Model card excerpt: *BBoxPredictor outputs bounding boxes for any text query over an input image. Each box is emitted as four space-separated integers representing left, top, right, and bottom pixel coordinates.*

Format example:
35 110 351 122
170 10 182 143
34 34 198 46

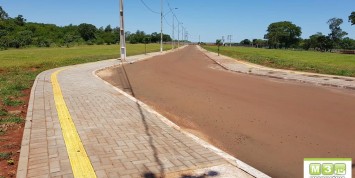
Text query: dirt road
98 45 355 177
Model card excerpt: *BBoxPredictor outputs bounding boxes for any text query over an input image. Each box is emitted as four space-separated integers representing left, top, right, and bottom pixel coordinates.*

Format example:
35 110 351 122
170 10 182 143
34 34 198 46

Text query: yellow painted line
51 68 97 178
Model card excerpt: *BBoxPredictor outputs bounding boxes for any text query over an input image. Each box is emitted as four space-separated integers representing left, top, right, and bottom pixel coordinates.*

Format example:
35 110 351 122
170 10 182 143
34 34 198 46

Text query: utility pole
226 35 232 47
227 35 229 46
229 35 232 47
172 13 174 49
119 0 126 61
182 27 184 46
160 0 163 52
186 31 188 44
199 35 200 44
177 22 180 48
222 36 225 46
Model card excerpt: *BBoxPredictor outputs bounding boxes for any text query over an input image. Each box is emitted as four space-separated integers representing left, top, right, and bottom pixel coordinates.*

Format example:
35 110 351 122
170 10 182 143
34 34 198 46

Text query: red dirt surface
0 89 29 178
99 45 355 177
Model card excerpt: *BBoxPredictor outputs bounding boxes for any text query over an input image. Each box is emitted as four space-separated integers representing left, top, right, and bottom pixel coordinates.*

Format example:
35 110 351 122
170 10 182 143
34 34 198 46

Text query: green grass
0 44 168 68
0 117 23 124
2 97 24 107
0 152 12 160
203 46 355 77
0 44 168 106
0 108 7 116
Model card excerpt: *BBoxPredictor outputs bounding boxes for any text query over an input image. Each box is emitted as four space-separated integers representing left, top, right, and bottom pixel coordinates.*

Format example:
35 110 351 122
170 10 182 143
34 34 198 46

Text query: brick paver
18 50 262 178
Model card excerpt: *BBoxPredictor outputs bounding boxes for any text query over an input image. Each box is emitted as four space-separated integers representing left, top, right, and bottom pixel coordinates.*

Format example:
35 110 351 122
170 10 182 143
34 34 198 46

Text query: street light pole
119 0 126 61
182 27 184 46
172 13 174 49
177 22 180 48
160 0 163 52
167 8 177 49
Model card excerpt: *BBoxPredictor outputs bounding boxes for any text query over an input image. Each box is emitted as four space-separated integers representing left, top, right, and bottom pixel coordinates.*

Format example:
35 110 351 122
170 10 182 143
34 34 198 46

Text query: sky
1 0 354 42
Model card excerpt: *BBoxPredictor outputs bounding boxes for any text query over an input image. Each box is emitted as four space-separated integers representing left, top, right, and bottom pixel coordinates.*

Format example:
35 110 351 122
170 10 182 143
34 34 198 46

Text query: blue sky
1 0 354 42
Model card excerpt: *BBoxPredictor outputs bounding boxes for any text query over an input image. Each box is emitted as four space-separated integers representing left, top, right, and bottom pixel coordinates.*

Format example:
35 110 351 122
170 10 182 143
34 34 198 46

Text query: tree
264 21 302 49
112 27 120 43
240 39 251 45
316 35 333 52
78 23 97 41
101 32 115 45
0 6 8 20
35 36 52 47
252 39 257 46
150 32 159 43
216 39 222 56
303 32 338 52
16 30 33 47
340 37 355 50
14 15 26 26
104 25 112 32
301 39 311 50
327 18 348 47
128 30 146 44
0 35 10 49
163 34 172 42
309 32 324 50
349 12 355 25
64 33 78 47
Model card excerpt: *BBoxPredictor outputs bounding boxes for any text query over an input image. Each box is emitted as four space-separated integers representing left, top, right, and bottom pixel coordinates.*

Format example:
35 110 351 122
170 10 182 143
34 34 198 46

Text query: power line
167 1 181 24
139 0 160 14
163 16 173 28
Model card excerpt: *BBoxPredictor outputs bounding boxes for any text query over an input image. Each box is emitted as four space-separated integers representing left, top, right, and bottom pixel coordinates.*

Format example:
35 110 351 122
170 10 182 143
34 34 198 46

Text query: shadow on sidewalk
117 63 166 177
118 61 220 178
135 101 166 177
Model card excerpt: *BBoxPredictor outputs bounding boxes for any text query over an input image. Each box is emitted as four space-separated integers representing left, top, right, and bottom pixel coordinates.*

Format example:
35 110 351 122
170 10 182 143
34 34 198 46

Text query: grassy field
0 44 168 68
203 46 355 77
0 43 168 125
0 43 171 177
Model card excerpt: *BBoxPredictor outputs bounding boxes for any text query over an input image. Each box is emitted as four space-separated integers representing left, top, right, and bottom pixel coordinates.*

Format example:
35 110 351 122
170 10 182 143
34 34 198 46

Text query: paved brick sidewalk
198 46 355 90
17 51 266 178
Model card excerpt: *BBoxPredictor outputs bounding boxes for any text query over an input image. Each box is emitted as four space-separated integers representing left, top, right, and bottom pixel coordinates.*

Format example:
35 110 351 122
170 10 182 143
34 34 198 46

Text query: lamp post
178 22 181 48
178 22 183 48
171 8 178 49
119 0 126 61
172 14 175 49
162 7 178 50
160 0 163 52
182 27 184 45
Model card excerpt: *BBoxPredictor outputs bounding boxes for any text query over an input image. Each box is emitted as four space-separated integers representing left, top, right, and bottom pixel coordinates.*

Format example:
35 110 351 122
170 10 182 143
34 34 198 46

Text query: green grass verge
202 46 355 77
0 44 169 107
0 117 23 124
2 97 24 107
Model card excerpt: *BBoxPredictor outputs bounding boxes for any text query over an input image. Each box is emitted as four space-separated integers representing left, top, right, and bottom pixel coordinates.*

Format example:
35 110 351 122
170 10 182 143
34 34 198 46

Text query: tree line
0 6 172 50
234 11 355 52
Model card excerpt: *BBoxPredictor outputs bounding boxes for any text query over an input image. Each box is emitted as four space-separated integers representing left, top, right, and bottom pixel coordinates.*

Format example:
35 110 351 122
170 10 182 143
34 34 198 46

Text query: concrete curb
16 71 41 178
93 50 270 178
